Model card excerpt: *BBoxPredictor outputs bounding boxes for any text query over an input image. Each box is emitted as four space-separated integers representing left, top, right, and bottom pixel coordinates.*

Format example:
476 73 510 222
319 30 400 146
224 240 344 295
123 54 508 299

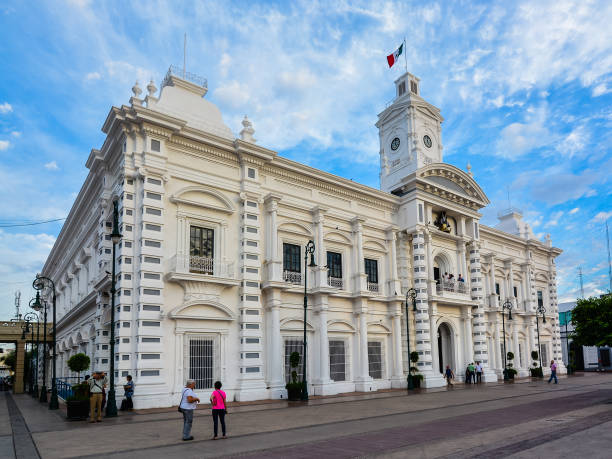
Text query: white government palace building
41 67 565 408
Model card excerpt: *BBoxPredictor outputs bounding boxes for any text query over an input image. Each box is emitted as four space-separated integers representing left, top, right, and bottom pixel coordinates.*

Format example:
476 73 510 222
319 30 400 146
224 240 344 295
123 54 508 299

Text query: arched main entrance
437 323 454 374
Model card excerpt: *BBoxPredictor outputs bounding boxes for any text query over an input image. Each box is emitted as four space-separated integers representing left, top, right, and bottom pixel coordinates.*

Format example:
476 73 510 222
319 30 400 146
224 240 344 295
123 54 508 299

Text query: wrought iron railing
162 65 208 89
367 282 379 293
436 279 468 295
328 276 344 289
167 254 235 278
56 378 74 401
283 271 302 285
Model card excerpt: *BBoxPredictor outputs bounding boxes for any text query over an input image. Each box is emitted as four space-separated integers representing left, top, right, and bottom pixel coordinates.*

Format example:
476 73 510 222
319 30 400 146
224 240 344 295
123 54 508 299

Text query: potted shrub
506 352 515 380
529 351 543 378
408 351 423 388
285 351 303 401
66 353 91 420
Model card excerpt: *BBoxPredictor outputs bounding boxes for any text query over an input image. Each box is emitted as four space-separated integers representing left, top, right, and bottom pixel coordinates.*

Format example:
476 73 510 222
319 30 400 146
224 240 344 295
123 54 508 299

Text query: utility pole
606 220 612 292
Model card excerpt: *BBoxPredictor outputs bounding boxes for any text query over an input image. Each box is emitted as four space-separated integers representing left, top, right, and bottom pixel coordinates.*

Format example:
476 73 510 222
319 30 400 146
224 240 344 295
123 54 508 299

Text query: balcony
328 276 344 289
165 254 238 288
436 279 468 295
367 282 380 293
283 270 303 285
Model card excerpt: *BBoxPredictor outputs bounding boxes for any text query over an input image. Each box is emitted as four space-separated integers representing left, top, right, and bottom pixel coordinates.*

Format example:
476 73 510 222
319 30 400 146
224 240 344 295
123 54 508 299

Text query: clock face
390 137 400 151
423 135 432 148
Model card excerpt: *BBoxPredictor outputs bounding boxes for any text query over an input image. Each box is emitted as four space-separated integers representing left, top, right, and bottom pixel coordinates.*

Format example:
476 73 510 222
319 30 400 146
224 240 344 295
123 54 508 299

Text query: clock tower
376 72 444 195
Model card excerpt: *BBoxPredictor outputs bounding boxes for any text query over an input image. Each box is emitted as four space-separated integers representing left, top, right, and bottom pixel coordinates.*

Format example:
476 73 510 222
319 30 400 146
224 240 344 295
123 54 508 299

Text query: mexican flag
387 42 403 68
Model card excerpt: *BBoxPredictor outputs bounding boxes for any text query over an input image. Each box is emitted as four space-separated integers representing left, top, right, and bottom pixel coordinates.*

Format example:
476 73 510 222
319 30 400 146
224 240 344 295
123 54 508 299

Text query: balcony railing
328 276 344 289
167 254 235 278
283 270 303 285
436 279 468 295
367 282 379 293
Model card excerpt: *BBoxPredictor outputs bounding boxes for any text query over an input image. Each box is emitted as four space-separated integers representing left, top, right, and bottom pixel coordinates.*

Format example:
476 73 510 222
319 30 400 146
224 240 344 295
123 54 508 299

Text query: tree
571 294 612 347
1 350 16 372
67 353 90 382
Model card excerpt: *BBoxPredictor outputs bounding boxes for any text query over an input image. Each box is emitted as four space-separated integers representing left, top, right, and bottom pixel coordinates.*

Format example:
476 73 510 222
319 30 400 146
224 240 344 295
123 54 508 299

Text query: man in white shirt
87 371 108 422
179 379 200 441
475 362 483 384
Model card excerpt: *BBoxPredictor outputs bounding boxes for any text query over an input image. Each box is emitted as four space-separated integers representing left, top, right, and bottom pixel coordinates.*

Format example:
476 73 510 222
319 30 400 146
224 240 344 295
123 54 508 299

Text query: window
122 355 130 360
144 240 161 248
147 177 162 185
513 286 518 298
398 81 406 96
537 291 544 307
540 343 548 365
329 340 346 382
143 289 160 296
143 305 160 311
126 209 133 216
141 354 160 359
245 353 259 359
124 241 132 248
151 139 161 152
190 226 214 264
410 80 418 94
245 367 260 373
142 321 160 327
146 208 162 216
247 168 255 179
143 273 161 280
189 337 214 389
144 256 160 264
283 243 301 273
245 338 259 344
146 192 161 200
142 337 160 343
246 201 257 207
365 259 378 284
284 339 303 383
368 341 382 379
122 338 130 343
145 224 161 232
246 227 257 233
327 252 342 279
495 283 500 296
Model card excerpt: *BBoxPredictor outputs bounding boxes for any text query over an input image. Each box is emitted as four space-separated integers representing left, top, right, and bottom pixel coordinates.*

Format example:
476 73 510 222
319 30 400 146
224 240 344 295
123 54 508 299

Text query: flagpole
403 37 407 73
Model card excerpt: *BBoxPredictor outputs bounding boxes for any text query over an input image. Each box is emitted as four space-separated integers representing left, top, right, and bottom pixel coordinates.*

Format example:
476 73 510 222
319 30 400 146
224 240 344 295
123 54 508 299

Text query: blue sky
0 0 611 318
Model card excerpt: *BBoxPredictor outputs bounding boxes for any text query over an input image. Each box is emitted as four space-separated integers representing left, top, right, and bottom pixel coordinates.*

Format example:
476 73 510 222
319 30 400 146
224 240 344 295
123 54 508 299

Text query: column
264 194 282 282
528 318 537 366
548 258 565 373
512 325 520 372
265 288 284 396
487 254 498 308
469 243 496 381
354 297 372 391
386 227 401 297
391 306 404 387
414 231 445 387
313 294 332 393
312 206 328 288
15 340 26 394
463 310 474 365
351 217 367 292
493 320 501 376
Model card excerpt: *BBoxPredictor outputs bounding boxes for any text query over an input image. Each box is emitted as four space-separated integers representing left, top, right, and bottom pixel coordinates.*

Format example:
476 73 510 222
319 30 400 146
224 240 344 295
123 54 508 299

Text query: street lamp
301 240 316 401
31 291 47 403
26 300 41 398
32 276 59 409
20 318 33 394
23 312 39 395
106 199 122 417
405 288 417 390
501 298 513 381
536 303 546 371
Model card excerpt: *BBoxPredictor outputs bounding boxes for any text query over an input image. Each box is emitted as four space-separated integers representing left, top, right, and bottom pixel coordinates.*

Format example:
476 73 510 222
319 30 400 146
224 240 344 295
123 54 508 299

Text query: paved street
3 373 612 459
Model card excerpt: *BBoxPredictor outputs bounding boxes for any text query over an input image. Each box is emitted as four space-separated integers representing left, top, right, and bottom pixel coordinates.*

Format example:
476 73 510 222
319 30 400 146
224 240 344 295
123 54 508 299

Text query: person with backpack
179 379 200 441
210 381 227 439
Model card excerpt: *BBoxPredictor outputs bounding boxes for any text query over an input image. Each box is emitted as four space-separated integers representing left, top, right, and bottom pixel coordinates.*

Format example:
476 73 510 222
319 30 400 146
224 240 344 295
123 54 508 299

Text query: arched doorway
437 323 454 374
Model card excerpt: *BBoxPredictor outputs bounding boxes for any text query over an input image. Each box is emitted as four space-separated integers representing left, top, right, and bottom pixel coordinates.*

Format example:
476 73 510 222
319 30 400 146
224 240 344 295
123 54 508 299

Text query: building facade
41 68 565 408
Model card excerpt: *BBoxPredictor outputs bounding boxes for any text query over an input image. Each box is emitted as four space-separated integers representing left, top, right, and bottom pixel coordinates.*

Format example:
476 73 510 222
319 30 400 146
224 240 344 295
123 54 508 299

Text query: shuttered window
283 243 301 273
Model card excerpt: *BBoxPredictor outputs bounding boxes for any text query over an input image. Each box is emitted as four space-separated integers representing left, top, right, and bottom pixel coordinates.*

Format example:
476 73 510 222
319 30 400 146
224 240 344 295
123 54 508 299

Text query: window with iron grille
283 243 301 273
368 341 383 379
327 252 342 279
365 259 378 284
190 226 214 258
284 339 303 383
537 291 543 307
189 337 214 389
329 340 346 382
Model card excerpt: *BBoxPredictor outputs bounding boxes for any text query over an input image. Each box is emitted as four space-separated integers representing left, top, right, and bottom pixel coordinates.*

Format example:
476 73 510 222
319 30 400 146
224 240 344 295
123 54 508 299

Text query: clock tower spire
376 72 444 195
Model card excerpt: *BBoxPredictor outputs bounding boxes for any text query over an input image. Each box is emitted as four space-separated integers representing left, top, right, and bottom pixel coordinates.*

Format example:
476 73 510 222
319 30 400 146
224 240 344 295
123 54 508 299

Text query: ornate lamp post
32 277 58 409
22 312 39 395
301 240 316 401
536 303 546 370
106 200 122 417
28 296 42 398
20 318 33 394
405 288 417 390
501 298 513 381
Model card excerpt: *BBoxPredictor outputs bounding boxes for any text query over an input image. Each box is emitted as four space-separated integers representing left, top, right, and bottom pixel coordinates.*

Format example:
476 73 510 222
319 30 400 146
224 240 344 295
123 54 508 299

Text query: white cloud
44 161 59 170
85 71 101 81
544 211 564 227
496 106 554 158
569 207 579 215
11 131 21 137
0 140 10 151
592 83 611 97
0 102 12 114
591 211 612 223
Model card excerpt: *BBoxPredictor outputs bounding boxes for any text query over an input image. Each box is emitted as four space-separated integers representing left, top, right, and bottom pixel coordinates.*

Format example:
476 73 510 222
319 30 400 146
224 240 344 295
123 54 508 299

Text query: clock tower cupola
376 72 444 195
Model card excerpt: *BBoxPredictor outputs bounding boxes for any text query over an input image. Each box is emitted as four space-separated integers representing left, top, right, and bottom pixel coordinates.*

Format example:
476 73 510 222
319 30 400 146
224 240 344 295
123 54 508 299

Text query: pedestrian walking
210 381 227 439
179 379 200 441
87 370 108 423
548 360 558 384
475 361 483 383
445 365 454 386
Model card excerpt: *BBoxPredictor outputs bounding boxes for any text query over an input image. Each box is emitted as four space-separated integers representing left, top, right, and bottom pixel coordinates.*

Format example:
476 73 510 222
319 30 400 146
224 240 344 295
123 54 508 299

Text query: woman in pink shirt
210 381 227 439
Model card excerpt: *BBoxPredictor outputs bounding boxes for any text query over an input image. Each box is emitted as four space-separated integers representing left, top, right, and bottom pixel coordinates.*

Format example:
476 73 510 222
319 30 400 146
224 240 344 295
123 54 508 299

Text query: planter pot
408 375 422 389
286 387 302 401
66 400 90 420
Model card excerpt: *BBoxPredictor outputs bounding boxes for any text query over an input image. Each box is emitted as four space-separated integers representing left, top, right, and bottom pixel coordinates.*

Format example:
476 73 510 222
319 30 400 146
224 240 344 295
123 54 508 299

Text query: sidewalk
5 372 611 459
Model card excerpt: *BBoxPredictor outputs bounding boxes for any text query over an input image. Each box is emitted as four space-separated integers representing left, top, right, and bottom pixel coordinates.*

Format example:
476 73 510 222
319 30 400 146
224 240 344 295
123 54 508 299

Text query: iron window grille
329 340 346 382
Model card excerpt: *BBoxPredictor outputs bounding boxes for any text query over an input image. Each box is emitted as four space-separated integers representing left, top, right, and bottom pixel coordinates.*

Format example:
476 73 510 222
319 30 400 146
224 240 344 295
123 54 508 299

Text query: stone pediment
417 164 489 209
